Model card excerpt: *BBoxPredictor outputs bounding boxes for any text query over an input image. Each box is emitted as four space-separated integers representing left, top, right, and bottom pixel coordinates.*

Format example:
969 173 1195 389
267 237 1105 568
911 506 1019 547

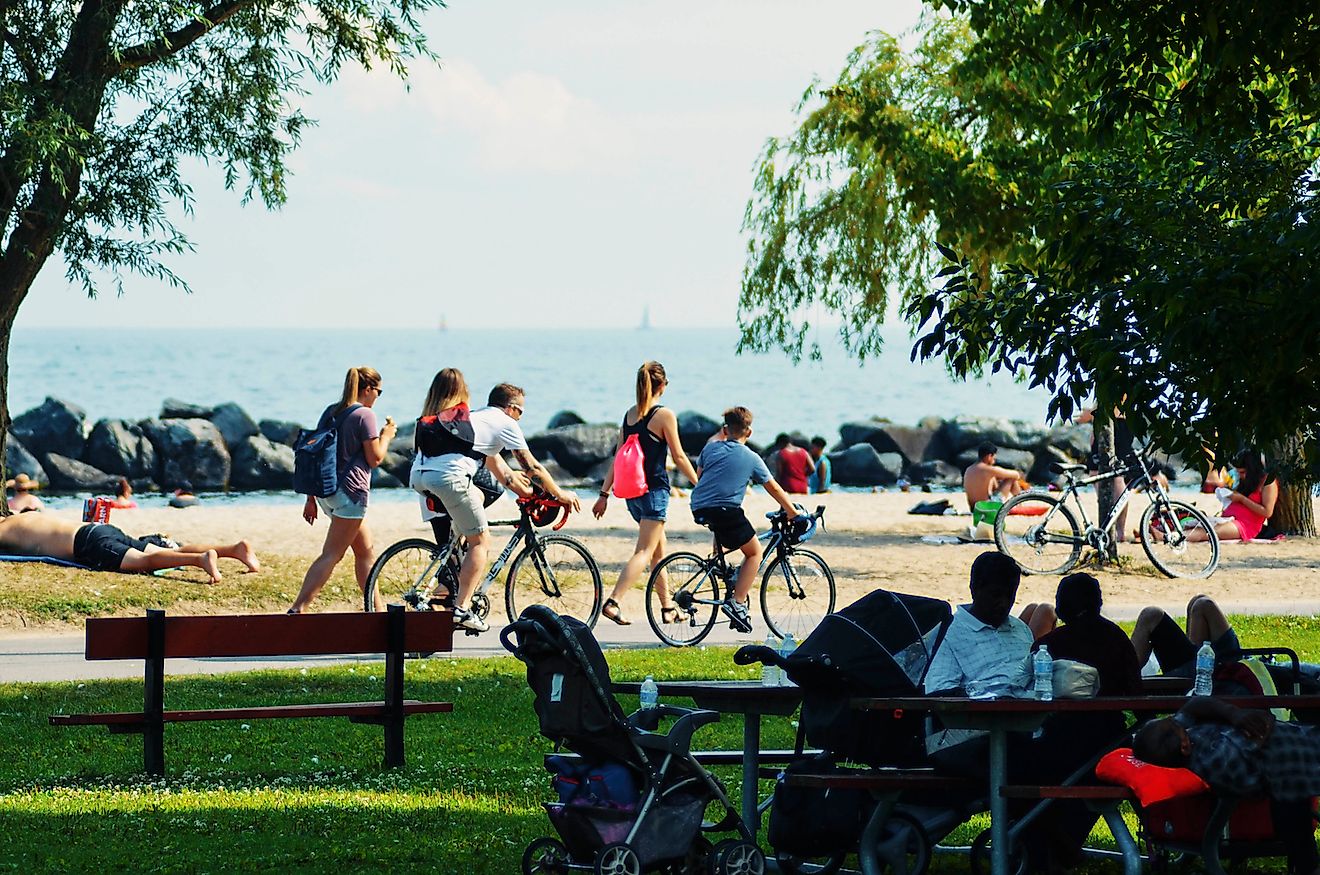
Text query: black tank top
621 405 670 492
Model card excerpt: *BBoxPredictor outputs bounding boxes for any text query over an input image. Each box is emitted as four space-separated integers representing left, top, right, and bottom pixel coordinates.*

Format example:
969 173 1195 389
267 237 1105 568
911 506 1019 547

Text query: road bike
644 506 834 647
993 454 1219 579
364 491 603 631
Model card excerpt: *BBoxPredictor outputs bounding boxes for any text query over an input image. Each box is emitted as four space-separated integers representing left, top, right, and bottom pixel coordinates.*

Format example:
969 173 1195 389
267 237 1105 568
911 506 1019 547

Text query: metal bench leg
1097 801 1142 875
1201 797 1238 875
144 609 166 776
383 605 405 768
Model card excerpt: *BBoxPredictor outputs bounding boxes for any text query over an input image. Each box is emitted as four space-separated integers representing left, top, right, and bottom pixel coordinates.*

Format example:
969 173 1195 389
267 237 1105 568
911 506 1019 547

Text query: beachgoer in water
289 366 397 613
807 436 832 494
770 433 813 495
111 477 137 509
5 473 44 513
169 480 198 508
591 362 700 626
0 512 259 583
962 441 1024 511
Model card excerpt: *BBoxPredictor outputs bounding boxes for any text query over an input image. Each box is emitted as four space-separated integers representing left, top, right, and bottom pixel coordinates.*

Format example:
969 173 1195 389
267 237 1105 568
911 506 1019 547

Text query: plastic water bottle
1193 642 1215 696
639 675 659 710
1033 646 1054 701
762 633 780 686
778 633 798 686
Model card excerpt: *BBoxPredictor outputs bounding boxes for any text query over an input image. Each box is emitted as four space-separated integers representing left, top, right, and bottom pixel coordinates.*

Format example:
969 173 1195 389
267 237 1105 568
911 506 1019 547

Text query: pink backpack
612 433 648 499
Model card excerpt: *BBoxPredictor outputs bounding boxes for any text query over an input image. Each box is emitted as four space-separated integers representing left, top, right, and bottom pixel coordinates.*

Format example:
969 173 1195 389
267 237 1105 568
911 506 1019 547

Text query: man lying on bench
0 512 259 584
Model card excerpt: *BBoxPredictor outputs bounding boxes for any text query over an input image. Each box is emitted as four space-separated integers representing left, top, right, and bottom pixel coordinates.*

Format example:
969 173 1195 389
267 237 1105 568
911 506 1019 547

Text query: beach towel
0 555 180 576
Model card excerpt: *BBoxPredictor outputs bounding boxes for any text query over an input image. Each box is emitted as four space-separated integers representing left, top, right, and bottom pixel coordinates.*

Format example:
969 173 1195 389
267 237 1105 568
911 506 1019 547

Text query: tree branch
1 26 39 84
110 0 256 74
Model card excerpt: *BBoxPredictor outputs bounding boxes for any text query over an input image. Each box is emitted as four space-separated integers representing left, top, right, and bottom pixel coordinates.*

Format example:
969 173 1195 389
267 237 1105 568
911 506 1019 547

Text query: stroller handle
733 643 784 668
499 618 548 656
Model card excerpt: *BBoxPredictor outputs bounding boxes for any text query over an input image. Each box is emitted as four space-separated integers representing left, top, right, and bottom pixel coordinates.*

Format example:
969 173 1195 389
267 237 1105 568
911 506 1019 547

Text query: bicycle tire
760 548 836 641
645 551 721 647
1139 500 1220 579
993 493 1082 575
364 537 447 612
505 534 603 627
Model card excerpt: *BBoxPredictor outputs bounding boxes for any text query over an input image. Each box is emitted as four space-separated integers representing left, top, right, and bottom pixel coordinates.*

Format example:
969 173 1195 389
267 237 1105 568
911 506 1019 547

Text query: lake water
10 326 1055 441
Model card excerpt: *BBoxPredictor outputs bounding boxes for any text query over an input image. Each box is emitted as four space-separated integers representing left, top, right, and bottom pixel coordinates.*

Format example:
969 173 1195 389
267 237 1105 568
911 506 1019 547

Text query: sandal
601 598 632 626
661 605 685 624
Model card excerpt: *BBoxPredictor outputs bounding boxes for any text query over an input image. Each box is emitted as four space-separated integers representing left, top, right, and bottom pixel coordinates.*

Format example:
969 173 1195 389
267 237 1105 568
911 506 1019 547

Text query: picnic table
849 693 1320 875
612 679 803 832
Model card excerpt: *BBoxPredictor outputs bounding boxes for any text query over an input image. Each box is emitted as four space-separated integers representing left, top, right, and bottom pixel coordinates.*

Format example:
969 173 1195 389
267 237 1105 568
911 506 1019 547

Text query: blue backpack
293 404 361 498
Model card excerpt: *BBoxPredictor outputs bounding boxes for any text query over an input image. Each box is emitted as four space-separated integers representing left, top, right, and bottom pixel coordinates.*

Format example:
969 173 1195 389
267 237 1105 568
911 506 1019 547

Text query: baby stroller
736 589 974 875
502 605 763 875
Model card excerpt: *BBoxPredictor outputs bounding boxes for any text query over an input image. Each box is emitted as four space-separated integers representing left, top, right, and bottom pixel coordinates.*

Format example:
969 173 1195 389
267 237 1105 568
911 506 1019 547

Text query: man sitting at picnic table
923 551 1034 775
1135 697 1320 875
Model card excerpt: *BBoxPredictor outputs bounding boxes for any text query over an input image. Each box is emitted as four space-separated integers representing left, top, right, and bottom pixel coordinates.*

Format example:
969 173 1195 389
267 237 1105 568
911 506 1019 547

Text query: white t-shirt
411 406 529 477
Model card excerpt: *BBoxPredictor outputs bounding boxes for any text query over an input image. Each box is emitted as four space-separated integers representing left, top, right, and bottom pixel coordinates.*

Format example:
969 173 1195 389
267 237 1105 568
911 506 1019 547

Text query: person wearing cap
5 473 44 513
962 440 1025 511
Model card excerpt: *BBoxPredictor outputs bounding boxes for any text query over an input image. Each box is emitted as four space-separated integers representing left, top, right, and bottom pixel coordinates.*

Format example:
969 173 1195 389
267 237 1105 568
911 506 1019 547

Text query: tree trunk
1270 433 1316 537
1094 420 1119 561
0 312 8 518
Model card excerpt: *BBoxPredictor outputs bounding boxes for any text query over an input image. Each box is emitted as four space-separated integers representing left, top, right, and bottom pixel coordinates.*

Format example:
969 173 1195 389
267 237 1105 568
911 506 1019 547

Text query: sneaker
453 606 489 633
720 598 753 633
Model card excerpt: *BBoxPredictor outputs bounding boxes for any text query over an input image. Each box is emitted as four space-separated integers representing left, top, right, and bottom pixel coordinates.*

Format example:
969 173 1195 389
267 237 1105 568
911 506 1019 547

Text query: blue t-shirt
690 440 772 510
808 455 832 493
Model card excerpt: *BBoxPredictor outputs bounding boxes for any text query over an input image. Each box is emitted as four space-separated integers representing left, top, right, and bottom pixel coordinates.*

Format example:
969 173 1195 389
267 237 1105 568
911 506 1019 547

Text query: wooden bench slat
50 700 453 726
786 771 978 792
85 612 454 660
1000 784 1134 800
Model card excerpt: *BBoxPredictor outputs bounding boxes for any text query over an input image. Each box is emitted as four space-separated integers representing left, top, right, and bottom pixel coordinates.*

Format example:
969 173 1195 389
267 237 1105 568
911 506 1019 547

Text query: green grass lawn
1 619 1316 873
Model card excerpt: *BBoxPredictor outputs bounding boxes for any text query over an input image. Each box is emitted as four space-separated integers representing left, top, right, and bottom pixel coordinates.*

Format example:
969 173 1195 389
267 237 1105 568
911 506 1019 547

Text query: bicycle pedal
462 628 481 638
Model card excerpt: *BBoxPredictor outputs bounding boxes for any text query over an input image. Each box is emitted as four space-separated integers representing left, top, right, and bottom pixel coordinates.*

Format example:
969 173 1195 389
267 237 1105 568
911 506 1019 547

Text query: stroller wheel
522 837 569 875
774 851 845 875
708 839 766 875
594 842 641 875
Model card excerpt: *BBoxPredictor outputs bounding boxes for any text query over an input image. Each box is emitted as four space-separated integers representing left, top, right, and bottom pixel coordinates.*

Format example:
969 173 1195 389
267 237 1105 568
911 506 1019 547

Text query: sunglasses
508 402 524 415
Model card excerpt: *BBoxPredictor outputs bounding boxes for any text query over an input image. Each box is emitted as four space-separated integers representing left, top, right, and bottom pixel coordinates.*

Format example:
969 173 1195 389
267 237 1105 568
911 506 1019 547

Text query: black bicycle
364 492 603 630
644 506 834 647
994 454 1219 579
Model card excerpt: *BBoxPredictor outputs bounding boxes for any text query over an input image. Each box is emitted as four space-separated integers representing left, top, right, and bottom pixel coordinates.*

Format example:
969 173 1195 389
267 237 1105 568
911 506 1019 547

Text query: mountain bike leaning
644 505 834 647
364 490 603 633
993 453 1219 579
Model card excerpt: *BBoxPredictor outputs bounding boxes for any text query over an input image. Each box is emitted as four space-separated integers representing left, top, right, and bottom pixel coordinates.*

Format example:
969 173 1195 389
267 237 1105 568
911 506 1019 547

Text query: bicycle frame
1047 455 1169 539
401 511 561 609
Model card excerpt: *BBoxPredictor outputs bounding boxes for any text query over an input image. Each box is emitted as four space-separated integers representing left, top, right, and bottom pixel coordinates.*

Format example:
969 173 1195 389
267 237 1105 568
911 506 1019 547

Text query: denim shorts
626 487 669 523
316 489 368 520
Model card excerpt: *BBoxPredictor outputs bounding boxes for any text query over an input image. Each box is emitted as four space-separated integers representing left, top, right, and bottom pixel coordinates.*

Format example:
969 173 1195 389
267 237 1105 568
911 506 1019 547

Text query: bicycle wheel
364 538 446 612
505 534 603 626
645 552 721 647
993 493 1083 575
1140 500 1220 579
760 549 836 641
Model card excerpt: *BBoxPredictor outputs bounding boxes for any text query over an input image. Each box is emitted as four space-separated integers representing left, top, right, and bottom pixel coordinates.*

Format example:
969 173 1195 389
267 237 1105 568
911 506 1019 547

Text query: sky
15 0 925 330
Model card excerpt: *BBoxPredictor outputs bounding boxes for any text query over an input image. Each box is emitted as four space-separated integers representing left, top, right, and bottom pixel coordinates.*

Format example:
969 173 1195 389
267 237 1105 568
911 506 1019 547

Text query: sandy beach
4 488 1317 635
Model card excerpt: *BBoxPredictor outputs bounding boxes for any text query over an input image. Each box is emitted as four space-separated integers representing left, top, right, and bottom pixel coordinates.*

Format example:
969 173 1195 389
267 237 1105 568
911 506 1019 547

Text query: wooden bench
49 605 453 775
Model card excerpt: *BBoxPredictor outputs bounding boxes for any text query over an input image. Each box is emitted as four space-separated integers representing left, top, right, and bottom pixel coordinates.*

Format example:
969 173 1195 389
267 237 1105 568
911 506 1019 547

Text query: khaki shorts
411 467 486 537
316 489 368 520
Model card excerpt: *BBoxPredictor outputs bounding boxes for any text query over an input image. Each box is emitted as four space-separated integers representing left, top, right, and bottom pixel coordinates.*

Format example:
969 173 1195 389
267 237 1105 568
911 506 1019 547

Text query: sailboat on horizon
638 306 652 330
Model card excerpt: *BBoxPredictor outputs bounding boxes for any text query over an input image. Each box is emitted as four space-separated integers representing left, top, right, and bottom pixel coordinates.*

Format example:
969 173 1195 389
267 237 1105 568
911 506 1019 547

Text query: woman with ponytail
290 366 397 613
592 362 699 624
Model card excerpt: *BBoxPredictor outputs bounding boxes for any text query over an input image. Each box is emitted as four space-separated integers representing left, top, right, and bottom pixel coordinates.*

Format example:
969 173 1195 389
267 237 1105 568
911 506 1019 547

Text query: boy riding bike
690 406 800 633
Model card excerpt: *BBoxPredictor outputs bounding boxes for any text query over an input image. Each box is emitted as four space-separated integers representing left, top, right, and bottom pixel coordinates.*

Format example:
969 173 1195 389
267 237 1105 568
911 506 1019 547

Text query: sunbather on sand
962 441 1024 511
0 513 259 584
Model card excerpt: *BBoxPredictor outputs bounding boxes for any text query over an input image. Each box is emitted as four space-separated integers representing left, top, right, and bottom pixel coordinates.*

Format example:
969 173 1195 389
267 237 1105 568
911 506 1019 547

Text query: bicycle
993 454 1220 579
364 491 604 632
644 505 834 647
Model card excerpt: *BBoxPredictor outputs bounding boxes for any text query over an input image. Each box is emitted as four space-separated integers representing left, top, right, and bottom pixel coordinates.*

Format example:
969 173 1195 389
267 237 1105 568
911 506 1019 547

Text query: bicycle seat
1050 462 1087 474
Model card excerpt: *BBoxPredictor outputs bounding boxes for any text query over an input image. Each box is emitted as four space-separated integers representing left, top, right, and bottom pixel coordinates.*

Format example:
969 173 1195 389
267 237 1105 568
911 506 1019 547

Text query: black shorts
1149 612 1241 676
692 506 755 552
73 524 150 571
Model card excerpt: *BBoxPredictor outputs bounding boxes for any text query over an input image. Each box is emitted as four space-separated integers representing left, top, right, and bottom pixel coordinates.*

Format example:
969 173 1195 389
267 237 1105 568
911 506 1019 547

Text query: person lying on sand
0 513 259 584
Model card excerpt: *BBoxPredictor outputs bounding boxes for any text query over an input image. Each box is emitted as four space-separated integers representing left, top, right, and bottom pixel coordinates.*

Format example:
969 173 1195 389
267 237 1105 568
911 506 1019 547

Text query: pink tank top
1224 488 1266 540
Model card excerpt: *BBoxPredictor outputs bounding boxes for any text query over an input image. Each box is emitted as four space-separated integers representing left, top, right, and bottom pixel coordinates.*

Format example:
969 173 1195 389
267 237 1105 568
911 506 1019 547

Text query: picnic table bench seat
49 606 453 775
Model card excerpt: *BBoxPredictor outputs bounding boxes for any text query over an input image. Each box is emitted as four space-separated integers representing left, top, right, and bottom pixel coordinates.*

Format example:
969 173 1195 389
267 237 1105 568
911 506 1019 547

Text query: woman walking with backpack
290 366 397 613
592 361 700 625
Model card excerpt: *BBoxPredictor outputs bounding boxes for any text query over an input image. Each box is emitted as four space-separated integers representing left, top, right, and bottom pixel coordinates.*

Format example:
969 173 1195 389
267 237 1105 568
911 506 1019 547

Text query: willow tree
0 1 442 508
740 1 1320 535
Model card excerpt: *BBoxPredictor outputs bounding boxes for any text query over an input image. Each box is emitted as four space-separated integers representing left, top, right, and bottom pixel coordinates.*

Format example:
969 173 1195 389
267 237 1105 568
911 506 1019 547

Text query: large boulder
209 402 259 448
677 410 720 456
525 424 618 477
1044 424 1092 462
160 398 211 419
843 424 939 464
380 450 414 487
83 419 157 481
954 446 1035 474
371 467 403 489
230 435 295 490
1027 445 1075 486
141 418 231 490
260 419 305 447
43 453 121 492
11 397 87 462
934 416 1047 459
829 444 904 487
838 420 890 448
906 459 962 489
4 438 48 488
546 410 586 429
